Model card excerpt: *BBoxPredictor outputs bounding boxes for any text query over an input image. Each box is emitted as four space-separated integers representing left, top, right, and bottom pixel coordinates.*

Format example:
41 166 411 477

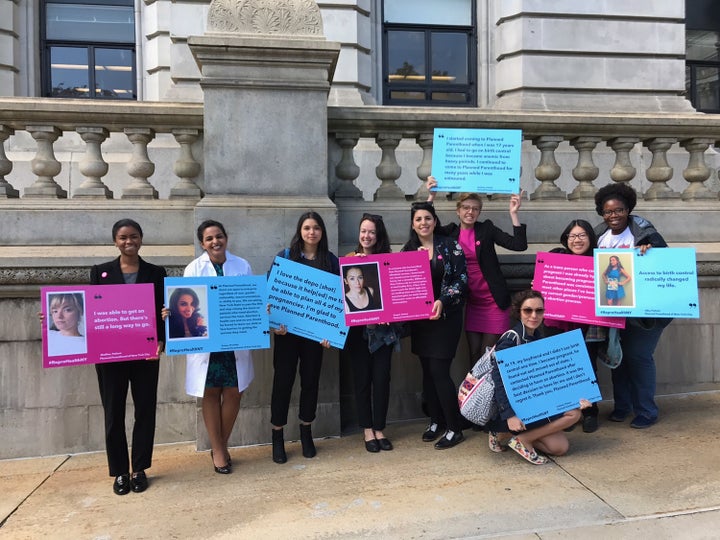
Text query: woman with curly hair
594 182 671 429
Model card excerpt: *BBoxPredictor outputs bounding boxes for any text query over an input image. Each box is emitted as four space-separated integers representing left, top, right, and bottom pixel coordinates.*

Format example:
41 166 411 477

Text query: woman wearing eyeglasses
402 202 468 449
488 290 591 465
344 213 401 452
426 177 527 364
545 219 602 433
594 183 671 430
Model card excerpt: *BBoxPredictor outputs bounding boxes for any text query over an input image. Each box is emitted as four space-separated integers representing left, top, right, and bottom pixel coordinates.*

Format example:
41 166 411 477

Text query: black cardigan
437 220 527 310
90 256 167 344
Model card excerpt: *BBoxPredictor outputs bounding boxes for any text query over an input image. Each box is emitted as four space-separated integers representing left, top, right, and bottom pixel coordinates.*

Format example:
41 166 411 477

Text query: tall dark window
41 0 136 99
686 0 720 113
382 0 476 106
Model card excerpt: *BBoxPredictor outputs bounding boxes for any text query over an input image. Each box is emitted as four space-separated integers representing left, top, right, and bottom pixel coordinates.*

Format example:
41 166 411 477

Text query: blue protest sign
594 247 699 318
494 329 602 424
267 257 349 349
164 275 269 355
431 128 522 194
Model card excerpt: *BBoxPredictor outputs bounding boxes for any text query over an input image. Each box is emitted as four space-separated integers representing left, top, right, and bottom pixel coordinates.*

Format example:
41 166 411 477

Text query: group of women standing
81 178 671 494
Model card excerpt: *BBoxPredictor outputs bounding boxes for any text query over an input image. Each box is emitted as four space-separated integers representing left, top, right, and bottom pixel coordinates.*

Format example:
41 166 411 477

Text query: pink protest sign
533 252 624 329
340 251 434 326
41 284 158 368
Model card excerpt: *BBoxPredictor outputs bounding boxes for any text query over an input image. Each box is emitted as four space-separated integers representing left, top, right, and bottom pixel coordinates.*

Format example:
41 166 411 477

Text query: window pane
387 31 425 83
431 32 468 84
695 66 720 110
390 90 426 100
47 4 135 43
432 92 469 103
95 48 134 99
49 46 90 98
687 30 720 61
384 0 471 26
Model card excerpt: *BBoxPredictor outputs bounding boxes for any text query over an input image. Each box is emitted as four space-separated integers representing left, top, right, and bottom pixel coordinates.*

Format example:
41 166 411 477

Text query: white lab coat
183 251 255 397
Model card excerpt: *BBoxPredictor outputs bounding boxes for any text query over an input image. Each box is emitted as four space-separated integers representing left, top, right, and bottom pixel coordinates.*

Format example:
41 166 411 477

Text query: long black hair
404 202 441 251
289 211 333 271
559 219 597 256
168 287 205 338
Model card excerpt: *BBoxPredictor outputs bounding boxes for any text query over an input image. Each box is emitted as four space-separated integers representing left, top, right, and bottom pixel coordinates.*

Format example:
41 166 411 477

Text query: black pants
347 327 392 431
419 356 462 433
271 333 324 426
583 340 600 418
95 359 160 477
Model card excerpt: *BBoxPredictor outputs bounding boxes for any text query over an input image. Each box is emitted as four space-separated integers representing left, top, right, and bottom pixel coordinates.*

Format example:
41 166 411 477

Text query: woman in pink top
427 177 527 364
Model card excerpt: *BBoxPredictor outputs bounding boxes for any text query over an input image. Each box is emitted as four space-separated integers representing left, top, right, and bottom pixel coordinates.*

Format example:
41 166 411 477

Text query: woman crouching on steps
487 290 591 465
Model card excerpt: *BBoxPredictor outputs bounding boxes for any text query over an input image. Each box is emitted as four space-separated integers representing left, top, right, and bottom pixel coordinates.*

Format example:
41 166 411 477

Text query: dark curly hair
594 183 637 216
509 289 544 320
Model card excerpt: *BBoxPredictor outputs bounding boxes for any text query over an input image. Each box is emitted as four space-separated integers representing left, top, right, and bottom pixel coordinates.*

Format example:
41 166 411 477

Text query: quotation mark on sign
537 258 544 264
508 178 517 183
689 302 698 308
438 134 445 139
383 261 391 266
263 330 270 335
339 330 346 336
272 262 280 267
94 294 103 299
425 300 433 305
210 285 218 290
146 337 155 342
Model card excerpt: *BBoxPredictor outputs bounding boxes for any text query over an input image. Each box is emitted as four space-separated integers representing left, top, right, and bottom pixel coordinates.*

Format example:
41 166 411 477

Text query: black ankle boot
272 428 287 464
299 424 316 458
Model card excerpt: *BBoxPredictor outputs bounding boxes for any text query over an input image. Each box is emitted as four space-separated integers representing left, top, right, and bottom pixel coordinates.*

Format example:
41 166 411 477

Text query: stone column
188 0 341 448
493 2 693 113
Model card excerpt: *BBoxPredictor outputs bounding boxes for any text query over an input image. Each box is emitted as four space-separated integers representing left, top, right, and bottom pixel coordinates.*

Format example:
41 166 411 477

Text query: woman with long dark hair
402 202 468 449
167 287 207 338
270 211 339 463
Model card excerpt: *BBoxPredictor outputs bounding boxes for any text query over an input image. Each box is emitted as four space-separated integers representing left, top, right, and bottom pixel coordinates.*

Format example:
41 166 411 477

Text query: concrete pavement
2 392 720 539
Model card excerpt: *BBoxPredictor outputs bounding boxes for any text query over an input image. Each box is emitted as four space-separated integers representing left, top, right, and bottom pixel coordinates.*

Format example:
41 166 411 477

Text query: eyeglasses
521 308 545 315
602 207 627 217
567 232 588 241
459 204 481 213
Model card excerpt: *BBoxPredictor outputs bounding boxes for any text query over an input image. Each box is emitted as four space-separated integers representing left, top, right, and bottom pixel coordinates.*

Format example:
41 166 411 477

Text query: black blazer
90 256 167 343
437 220 527 311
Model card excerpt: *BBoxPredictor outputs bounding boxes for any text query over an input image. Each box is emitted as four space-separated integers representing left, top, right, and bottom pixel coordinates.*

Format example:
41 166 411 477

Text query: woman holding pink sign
426 176 527 364
91 218 166 496
402 202 468 449
344 213 401 453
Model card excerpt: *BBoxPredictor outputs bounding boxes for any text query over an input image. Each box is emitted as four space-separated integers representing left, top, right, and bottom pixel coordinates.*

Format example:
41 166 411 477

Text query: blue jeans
612 318 672 420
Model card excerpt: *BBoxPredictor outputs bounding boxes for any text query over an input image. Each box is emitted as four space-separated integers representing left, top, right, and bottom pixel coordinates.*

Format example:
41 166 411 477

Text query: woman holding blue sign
488 290 591 465
402 202 468 449
345 213 401 453
90 219 166 495
426 176 527 364
270 211 339 464
594 183 671 430
178 220 254 474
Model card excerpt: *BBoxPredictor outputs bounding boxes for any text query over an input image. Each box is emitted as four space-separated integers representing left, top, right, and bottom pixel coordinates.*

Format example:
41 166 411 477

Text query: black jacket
437 220 527 310
90 256 167 343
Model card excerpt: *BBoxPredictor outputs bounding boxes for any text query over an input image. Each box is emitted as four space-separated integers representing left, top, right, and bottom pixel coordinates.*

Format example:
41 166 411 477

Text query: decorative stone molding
207 0 324 37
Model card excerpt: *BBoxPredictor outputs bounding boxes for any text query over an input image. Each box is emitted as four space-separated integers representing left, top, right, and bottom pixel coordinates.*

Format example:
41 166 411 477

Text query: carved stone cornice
207 0 324 37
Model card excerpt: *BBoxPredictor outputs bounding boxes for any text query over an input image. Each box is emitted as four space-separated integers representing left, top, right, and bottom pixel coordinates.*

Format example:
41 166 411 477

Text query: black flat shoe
422 422 444 442
113 473 131 495
130 471 148 493
365 439 381 453
377 438 393 451
434 430 464 450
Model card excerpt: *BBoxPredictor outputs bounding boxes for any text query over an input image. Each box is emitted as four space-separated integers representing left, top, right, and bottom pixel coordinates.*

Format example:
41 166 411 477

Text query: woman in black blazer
90 219 166 496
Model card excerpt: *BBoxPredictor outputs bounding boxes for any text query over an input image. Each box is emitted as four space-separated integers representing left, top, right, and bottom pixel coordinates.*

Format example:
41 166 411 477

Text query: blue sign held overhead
431 128 522 194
